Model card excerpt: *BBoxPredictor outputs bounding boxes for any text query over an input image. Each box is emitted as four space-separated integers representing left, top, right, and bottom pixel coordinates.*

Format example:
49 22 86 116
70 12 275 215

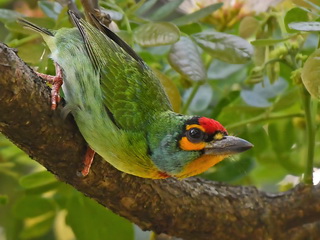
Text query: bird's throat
175 154 227 179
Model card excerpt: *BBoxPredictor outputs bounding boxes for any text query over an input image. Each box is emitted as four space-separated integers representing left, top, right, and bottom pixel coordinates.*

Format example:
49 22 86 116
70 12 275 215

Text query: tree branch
1 42 320 240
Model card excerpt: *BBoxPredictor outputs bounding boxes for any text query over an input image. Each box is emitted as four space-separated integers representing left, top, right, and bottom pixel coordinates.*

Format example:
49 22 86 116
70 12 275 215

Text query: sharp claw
35 63 63 110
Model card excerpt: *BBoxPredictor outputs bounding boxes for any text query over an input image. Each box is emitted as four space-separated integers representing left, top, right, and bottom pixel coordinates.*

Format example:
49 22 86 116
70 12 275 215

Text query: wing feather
69 11 172 131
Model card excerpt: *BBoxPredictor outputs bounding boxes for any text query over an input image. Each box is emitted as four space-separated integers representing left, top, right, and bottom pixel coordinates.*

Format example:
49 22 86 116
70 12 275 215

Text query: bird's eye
186 128 205 143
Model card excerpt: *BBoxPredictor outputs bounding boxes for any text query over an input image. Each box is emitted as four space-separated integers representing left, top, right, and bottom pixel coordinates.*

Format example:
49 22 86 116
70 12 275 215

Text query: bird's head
148 112 253 179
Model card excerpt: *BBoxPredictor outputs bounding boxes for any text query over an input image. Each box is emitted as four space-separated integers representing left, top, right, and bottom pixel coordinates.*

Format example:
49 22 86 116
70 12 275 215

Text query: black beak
204 136 253 156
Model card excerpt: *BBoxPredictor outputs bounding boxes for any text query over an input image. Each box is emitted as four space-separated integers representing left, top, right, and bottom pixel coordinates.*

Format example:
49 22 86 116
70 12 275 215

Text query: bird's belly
71 109 166 179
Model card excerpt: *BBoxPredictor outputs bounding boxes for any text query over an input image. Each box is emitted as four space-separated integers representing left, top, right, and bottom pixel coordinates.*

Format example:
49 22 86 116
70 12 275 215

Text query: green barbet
18 11 253 179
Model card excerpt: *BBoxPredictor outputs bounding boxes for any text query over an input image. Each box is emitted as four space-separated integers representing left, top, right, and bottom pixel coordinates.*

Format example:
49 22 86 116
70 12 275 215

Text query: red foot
79 147 95 177
36 63 63 110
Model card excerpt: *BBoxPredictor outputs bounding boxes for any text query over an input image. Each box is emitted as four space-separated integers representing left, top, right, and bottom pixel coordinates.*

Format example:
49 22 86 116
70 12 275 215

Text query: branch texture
1 43 320 240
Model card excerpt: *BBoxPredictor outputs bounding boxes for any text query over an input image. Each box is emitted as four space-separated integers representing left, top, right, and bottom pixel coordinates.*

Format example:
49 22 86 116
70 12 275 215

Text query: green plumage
18 11 252 179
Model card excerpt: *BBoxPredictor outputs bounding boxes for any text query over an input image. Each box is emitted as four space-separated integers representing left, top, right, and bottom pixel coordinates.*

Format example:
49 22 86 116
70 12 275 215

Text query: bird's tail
17 18 54 36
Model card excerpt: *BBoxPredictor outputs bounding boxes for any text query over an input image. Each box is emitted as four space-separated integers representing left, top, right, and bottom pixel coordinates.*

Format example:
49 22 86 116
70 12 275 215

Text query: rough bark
1 43 320 240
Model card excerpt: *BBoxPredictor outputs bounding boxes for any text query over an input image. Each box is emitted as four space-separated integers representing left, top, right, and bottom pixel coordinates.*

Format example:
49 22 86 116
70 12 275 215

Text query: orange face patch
179 136 206 151
179 124 206 151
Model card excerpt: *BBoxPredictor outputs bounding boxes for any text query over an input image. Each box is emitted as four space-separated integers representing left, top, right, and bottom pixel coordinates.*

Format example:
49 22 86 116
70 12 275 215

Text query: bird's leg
36 63 63 110
37 64 95 177
79 147 95 177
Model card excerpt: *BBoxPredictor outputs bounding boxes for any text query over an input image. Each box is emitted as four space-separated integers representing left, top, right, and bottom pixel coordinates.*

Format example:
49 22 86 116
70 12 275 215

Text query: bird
18 11 253 179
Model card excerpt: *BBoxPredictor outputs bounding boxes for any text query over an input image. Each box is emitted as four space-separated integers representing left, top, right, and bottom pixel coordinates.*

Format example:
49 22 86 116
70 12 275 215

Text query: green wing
69 11 172 131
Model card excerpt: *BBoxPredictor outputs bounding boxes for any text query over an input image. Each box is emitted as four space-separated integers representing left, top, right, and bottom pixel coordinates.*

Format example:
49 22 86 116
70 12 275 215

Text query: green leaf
172 3 223 26
251 36 292 46
66 193 133 240
19 214 54 239
0 194 8 205
133 22 180 47
301 48 320 98
268 120 295 153
0 9 23 23
185 84 213 112
211 91 240 118
9 17 55 35
247 126 270 158
288 21 320 32
266 61 280 84
14 41 45 64
19 171 57 189
135 0 157 16
241 77 288 107
284 7 309 33
203 156 254 182
293 0 320 10
38 1 63 20
193 31 254 64
239 16 260 39
273 87 300 111
153 69 181 113
13 196 55 219
149 0 184 21
241 90 271 108
168 36 206 82
179 22 202 35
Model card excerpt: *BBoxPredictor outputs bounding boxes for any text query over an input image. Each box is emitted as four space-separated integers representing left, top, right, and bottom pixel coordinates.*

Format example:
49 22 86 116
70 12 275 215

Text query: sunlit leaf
66 193 134 240
289 21 320 32
13 196 55 219
251 37 292 46
134 22 180 47
149 0 184 21
172 3 223 26
284 7 309 33
154 69 181 112
19 171 57 189
239 16 260 39
301 48 320 98
16 42 46 64
168 36 206 82
19 214 54 239
193 31 254 64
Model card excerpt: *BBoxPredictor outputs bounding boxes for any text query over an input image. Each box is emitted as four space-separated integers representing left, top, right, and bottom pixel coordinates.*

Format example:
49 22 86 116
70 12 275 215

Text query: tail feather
17 18 54 36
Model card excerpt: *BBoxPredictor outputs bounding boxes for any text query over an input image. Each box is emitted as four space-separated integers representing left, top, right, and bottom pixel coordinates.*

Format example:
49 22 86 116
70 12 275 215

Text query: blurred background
0 0 320 239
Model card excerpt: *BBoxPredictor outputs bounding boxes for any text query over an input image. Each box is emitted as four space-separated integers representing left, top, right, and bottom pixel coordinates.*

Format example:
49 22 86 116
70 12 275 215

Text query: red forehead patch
198 117 227 134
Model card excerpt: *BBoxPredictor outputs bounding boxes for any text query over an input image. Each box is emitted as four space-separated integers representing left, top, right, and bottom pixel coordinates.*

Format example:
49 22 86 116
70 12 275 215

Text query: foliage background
0 0 320 239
